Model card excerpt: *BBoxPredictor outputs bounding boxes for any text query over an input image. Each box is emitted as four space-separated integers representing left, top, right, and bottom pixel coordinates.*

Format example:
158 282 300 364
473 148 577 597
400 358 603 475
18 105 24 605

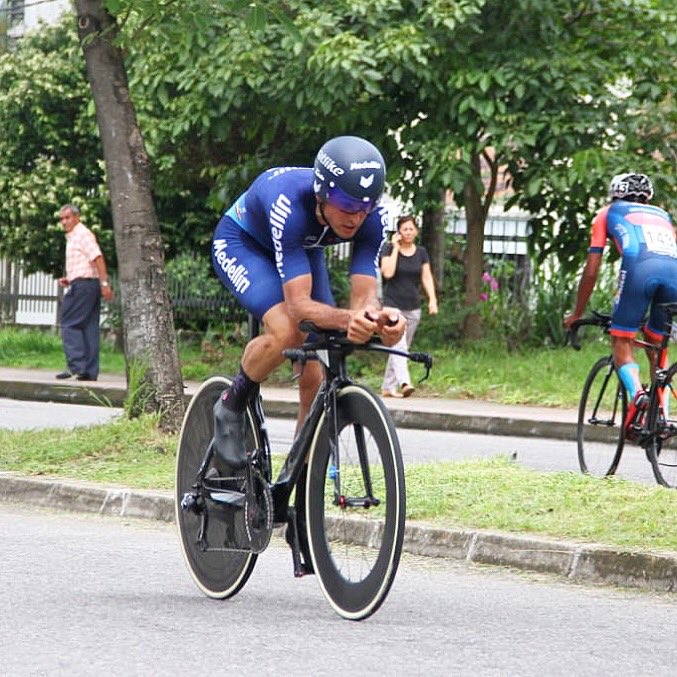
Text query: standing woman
380 215 438 398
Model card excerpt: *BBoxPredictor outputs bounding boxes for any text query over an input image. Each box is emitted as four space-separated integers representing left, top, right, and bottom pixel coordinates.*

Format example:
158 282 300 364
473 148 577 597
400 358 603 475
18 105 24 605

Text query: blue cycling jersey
212 166 390 320
223 167 389 282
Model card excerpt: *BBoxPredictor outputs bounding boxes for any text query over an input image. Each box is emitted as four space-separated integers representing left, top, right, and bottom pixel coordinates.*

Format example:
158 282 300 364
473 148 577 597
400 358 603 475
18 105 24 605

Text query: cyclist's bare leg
241 303 306 383
214 303 307 469
612 335 637 370
641 326 665 385
612 335 643 396
240 304 324 431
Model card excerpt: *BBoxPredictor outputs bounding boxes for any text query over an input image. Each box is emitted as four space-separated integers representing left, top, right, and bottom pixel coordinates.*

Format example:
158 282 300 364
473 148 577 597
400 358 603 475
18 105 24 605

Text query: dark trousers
60 278 102 378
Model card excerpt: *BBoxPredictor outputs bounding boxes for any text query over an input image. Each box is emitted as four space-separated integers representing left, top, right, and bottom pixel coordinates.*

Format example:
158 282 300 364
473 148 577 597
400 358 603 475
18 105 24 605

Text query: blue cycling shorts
611 257 677 338
211 215 334 321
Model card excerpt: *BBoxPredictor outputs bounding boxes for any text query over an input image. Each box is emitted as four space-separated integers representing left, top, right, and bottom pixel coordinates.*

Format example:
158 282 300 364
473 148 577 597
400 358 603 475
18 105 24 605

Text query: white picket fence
0 259 59 326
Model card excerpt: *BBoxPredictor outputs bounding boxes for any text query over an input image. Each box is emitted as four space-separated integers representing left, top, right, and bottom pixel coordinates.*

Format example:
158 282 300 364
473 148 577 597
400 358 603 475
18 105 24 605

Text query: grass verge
0 325 655 407
1 415 676 554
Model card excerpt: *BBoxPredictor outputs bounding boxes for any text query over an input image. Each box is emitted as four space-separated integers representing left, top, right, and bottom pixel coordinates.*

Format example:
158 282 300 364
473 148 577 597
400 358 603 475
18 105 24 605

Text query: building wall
5 0 70 40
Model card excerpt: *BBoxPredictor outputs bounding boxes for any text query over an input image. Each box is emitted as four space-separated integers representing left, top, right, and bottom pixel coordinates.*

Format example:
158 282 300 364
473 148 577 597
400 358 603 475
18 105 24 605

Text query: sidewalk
0 366 579 440
2 366 676 596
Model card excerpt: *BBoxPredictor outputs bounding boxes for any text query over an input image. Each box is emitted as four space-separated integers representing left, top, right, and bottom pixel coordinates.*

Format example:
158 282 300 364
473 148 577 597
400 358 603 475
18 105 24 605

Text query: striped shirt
65 222 103 282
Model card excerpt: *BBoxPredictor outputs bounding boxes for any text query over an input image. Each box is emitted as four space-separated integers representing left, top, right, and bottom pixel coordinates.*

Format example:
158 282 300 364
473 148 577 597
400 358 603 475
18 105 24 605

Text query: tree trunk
462 154 486 340
74 0 184 431
421 196 445 292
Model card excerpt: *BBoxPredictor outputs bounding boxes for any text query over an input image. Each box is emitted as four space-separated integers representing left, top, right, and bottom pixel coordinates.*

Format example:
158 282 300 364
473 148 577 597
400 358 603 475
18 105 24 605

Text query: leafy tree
2 0 674 349
0 19 111 274
121 0 675 340
387 0 676 337
73 0 184 431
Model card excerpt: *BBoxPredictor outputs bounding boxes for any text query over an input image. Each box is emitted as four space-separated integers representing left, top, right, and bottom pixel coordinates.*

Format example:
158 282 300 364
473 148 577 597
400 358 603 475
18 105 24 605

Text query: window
8 0 24 29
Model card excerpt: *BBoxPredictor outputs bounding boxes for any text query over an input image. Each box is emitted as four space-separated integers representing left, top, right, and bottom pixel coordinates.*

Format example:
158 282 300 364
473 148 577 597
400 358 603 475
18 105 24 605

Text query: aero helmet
609 173 654 202
313 136 386 213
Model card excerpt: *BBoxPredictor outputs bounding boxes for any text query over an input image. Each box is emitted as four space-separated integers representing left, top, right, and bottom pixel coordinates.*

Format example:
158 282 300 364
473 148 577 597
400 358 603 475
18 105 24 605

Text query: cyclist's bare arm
283 273 404 345
564 252 602 328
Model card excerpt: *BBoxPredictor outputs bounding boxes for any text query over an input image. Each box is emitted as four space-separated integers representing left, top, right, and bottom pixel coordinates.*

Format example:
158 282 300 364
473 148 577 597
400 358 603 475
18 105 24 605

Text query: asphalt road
262 417 658 485
1 399 658 486
0 397 121 430
2 504 676 676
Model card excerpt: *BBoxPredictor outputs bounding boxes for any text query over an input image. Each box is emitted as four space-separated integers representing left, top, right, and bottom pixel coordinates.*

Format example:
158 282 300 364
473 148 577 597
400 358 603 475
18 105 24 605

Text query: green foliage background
0 1 674 343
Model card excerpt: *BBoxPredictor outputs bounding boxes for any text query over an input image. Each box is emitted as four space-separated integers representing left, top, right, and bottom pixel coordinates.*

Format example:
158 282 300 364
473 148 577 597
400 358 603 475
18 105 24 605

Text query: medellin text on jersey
270 194 292 278
212 238 251 294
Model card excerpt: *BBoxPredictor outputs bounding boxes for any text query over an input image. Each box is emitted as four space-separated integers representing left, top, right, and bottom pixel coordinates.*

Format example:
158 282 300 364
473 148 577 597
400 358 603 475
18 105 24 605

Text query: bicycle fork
326 385 380 510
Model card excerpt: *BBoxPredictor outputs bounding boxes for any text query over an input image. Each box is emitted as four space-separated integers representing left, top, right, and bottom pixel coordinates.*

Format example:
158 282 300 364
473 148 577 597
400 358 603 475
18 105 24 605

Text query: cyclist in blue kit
210 136 406 471
565 173 677 434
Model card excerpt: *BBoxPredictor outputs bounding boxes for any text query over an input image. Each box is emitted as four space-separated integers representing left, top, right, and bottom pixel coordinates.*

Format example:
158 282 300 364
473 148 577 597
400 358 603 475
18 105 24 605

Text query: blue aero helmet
313 136 386 214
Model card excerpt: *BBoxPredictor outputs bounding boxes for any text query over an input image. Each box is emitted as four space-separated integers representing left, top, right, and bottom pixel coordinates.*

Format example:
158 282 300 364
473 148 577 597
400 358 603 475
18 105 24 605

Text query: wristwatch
100 280 110 287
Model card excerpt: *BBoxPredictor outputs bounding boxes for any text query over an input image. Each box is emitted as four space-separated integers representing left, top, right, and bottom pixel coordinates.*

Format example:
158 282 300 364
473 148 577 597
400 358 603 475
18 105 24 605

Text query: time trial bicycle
175 321 432 619
568 306 677 487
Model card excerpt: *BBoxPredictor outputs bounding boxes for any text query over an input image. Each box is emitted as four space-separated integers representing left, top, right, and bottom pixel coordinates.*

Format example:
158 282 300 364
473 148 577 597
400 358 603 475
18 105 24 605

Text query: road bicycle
175 321 432 619
568 306 677 487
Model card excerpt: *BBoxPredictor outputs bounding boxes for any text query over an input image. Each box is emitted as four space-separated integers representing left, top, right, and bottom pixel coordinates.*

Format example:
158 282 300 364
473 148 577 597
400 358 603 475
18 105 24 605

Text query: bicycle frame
273 336 427 523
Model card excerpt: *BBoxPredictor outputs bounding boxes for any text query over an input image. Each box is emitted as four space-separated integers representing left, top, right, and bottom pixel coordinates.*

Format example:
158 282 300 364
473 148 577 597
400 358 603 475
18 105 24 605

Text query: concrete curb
0 378 578 439
2 473 675 595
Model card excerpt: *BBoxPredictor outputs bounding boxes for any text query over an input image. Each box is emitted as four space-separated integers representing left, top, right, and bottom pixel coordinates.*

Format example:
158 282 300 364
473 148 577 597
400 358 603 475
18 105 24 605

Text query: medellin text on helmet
316 150 345 177
213 239 251 294
270 193 293 278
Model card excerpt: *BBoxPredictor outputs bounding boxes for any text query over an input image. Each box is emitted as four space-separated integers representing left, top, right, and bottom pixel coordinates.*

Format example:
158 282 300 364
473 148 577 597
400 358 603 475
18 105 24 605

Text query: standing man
56 204 114 382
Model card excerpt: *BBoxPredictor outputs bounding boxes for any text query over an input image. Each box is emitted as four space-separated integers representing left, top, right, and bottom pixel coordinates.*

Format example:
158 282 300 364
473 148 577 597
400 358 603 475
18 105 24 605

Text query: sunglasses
325 184 380 214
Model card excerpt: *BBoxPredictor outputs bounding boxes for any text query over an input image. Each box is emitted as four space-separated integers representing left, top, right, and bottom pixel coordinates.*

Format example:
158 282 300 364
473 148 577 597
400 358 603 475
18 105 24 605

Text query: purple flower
480 292 489 302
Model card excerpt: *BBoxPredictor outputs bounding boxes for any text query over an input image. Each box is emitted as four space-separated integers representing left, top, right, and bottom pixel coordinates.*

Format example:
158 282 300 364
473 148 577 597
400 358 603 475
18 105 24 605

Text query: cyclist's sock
618 362 641 400
221 365 259 413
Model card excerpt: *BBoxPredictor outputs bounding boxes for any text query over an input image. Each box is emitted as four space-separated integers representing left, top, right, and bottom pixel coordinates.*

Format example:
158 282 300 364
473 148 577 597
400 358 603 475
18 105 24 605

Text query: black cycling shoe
212 399 248 471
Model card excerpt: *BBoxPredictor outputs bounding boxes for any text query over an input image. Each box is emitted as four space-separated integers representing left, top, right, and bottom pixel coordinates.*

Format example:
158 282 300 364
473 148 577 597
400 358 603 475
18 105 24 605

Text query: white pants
381 308 422 392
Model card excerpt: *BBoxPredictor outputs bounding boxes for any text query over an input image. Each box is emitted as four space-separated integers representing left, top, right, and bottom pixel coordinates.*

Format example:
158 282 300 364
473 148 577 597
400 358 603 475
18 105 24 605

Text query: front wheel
175 376 262 598
577 356 627 477
305 385 405 620
646 363 677 488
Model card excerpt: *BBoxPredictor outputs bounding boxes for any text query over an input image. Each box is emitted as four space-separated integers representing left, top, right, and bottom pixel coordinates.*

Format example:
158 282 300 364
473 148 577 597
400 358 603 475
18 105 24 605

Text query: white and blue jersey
212 167 389 319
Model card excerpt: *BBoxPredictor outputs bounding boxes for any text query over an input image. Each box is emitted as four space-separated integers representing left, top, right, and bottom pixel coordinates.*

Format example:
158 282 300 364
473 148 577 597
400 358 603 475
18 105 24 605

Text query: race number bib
642 224 677 257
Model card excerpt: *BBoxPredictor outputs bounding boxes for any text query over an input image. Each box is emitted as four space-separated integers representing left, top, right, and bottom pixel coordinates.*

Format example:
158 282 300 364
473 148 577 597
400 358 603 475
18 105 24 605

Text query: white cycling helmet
609 173 654 201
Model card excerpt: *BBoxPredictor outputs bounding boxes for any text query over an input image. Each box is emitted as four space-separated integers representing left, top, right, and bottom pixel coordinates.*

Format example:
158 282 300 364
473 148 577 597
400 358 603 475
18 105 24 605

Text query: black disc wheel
577 356 627 477
647 365 677 488
175 376 262 598
305 385 405 620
